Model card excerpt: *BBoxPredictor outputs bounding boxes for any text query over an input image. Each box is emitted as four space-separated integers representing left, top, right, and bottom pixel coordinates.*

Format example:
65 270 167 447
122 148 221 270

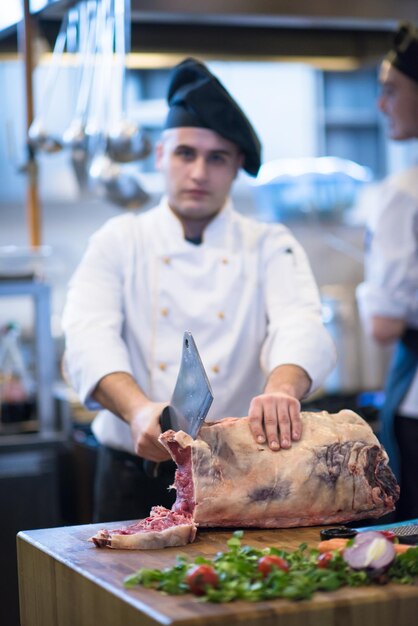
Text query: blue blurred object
357 390 385 409
252 156 373 222
355 518 418 530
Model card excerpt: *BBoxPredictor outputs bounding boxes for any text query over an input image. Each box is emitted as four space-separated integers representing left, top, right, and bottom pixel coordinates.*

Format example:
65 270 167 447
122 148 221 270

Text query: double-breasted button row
158 254 227 376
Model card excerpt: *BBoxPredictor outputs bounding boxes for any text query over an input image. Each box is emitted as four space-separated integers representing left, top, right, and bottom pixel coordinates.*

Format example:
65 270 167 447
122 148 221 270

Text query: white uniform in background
62 197 336 454
356 165 418 418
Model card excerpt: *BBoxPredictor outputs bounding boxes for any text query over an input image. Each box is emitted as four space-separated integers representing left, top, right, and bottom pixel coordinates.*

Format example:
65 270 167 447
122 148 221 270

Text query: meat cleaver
143 331 214 478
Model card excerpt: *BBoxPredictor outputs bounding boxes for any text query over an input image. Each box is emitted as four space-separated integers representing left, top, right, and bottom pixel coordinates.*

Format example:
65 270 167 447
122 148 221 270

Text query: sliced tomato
186 564 219 596
317 551 334 568
257 555 289 577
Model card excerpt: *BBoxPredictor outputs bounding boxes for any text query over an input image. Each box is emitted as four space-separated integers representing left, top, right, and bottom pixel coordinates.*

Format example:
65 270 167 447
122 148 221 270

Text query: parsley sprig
123 531 418 603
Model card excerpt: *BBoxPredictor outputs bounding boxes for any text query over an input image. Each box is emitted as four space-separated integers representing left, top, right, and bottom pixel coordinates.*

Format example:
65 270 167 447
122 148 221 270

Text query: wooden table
17 522 418 626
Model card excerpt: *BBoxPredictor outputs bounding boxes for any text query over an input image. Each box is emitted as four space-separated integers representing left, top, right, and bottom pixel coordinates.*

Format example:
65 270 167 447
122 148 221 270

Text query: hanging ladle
106 0 151 163
28 11 69 154
89 153 149 208
62 0 98 189
88 0 149 208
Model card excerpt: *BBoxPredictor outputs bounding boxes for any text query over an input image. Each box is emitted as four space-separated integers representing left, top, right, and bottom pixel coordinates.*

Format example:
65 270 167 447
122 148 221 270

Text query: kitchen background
3 59 417 389
1 2 418 624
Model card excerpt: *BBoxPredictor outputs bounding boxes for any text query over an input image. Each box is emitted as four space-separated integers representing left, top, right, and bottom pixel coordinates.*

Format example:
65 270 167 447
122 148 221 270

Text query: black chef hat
164 57 262 177
385 22 418 84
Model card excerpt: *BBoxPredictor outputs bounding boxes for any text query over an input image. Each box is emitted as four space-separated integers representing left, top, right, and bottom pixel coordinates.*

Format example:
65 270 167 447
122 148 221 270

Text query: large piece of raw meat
160 410 399 528
90 506 197 549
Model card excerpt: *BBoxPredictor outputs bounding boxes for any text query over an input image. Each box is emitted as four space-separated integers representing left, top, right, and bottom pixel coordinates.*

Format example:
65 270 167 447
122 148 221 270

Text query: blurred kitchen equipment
84 0 110 141
87 0 149 208
62 1 98 190
27 0 150 208
89 153 149 208
106 119 151 164
27 11 69 154
0 322 35 426
0 279 55 437
252 157 372 222
0 245 52 281
106 0 151 163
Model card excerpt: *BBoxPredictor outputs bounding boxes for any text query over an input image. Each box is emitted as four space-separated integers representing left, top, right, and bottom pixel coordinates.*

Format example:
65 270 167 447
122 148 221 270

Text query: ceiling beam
128 23 393 61
31 19 393 64
128 0 416 28
1 0 410 61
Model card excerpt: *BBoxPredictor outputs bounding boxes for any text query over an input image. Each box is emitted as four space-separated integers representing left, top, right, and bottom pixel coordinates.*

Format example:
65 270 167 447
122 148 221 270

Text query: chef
356 22 418 520
62 57 336 522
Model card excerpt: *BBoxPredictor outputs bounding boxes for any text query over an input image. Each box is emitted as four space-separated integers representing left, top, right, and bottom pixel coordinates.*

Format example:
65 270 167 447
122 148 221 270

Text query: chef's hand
91 372 172 461
248 391 302 451
130 401 172 462
248 364 310 451
371 315 406 345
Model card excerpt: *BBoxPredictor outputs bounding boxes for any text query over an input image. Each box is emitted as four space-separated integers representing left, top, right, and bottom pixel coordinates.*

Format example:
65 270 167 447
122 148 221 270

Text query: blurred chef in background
357 22 418 520
63 58 336 523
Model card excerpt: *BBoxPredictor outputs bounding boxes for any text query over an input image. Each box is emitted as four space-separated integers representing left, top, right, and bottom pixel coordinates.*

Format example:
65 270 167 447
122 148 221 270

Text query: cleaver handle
142 407 172 478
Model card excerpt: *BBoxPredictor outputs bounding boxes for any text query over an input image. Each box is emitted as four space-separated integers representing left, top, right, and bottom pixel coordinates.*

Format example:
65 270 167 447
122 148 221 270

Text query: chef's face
156 127 243 229
378 60 418 140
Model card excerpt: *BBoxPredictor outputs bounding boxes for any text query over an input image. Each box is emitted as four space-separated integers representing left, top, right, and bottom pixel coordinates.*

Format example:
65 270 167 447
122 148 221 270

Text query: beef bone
159 410 399 528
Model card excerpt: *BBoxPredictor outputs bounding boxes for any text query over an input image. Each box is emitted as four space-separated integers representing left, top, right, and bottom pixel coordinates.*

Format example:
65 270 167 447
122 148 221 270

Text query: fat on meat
90 506 197 549
159 410 399 528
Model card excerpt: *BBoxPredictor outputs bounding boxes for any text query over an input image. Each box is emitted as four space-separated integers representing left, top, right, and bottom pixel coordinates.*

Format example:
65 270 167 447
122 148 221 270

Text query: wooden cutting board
17 521 418 626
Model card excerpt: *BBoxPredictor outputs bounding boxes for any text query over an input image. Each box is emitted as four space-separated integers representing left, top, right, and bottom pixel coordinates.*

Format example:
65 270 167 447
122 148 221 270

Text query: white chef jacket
356 166 418 417
62 197 336 453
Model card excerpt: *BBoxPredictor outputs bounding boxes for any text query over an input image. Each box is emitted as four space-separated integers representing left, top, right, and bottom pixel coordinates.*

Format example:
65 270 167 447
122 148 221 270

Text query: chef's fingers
261 395 281 450
276 401 292 449
248 396 270 445
131 401 171 462
134 423 171 462
289 401 302 441
136 436 171 462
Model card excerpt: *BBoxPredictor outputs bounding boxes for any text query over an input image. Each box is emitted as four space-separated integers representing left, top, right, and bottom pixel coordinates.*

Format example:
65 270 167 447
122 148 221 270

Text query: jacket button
211 365 220 374
162 256 171 265
161 307 169 317
158 363 166 371
221 257 229 264
217 311 225 320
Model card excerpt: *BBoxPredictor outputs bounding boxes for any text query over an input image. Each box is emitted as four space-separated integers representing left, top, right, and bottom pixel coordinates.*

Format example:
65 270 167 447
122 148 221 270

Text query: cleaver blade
143 331 213 478
161 331 214 439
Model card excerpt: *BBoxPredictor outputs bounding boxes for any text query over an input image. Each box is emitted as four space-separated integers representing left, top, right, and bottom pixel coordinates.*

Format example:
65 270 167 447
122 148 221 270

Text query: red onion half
343 531 396 573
